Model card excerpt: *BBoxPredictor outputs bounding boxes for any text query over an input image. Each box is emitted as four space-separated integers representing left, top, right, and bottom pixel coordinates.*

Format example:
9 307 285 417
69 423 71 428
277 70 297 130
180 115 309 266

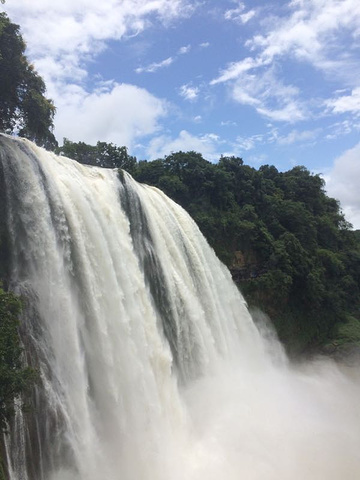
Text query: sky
2 0 360 228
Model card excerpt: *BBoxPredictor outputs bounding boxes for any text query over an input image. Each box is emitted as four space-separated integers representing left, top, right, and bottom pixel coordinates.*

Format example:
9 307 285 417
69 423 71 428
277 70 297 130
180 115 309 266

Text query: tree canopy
57 138 137 171
0 13 57 149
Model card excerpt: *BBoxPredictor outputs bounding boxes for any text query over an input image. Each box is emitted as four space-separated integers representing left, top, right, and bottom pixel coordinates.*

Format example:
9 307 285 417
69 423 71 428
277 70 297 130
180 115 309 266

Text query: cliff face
230 250 266 283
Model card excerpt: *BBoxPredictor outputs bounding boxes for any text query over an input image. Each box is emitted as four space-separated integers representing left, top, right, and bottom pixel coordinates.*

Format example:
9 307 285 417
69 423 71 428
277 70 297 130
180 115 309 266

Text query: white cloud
5 0 193 83
232 126 320 152
5 1 193 51
326 88 360 115
325 119 360 140
234 133 268 152
55 82 167 148
220 120 238 127
136 43 191 74
135 56 174 73
146 130 223 161
224 2 256 24
230 68 306 122
179 84 199 101
245 0 360 76
211 0 360 122
325 142 360 229
178 44 191 54
211 57 263 85
239 10 256 24
224 1 245 19
276 128 319 145
212 59 307 122
256 104 304 122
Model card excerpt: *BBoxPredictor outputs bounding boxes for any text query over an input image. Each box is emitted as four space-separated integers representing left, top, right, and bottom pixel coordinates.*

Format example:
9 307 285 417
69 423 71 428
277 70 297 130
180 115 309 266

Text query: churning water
1 135 360 480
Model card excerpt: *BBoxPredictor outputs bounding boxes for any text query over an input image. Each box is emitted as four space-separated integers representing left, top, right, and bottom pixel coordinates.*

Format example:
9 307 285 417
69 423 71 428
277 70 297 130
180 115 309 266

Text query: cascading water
1 134 360 480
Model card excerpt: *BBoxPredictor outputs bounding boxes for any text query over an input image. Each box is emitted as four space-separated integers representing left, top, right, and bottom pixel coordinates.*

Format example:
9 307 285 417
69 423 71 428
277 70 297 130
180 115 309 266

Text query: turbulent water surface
1 135 360 480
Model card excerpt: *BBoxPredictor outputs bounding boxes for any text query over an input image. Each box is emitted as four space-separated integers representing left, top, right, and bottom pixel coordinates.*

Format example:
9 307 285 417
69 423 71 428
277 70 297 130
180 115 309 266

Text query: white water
1 135 360 480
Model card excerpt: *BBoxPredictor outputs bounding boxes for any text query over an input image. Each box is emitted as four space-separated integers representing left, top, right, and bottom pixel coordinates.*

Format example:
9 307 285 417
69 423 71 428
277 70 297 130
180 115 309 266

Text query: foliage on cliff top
0 12 57 149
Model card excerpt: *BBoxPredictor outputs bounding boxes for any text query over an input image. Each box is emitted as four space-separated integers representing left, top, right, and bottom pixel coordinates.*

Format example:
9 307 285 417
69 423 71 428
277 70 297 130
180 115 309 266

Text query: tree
0 13 57 149
0 287 36 432
57 138 137 172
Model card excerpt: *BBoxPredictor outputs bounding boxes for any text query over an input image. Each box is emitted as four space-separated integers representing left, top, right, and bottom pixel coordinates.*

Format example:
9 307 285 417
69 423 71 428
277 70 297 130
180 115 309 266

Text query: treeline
57 140 360 354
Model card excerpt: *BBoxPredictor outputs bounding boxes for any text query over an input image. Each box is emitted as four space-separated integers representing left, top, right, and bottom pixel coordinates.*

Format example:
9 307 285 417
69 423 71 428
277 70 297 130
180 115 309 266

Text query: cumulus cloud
325 142 360 229
5 0 193 83
146 130 224 161
5 1 193 51
55 82 167 148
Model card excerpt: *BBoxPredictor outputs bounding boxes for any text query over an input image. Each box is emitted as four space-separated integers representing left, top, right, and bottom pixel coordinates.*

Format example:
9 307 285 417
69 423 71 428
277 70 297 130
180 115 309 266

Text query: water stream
1 135 359 480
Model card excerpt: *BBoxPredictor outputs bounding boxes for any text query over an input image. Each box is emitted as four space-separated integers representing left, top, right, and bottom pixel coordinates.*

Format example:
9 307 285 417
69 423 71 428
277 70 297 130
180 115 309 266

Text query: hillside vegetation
57 141 360 355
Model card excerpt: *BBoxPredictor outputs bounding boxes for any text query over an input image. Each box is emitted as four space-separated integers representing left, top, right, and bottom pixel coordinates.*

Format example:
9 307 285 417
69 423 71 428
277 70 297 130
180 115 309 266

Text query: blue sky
3 0 360 227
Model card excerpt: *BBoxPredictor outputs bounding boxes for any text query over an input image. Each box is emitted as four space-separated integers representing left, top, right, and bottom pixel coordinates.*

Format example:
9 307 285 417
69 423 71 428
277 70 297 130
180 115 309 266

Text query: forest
1 10 360 438
57 140 360 356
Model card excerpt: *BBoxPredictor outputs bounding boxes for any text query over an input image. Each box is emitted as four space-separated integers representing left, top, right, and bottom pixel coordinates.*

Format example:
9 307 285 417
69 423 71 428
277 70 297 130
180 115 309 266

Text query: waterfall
1 134 360 480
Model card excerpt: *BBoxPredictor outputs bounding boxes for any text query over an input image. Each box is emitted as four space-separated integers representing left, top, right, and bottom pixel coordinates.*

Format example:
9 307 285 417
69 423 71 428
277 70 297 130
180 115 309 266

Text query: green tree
0 13 57 149
0 287 36 432
57 138 137 172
